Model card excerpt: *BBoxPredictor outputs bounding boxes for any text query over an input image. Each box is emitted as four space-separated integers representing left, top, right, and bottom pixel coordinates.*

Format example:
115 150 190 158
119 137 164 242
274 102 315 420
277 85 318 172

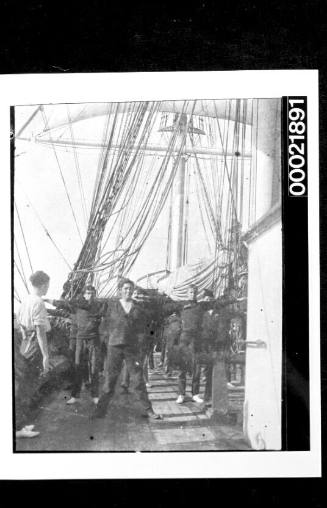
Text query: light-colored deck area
15 359 250 452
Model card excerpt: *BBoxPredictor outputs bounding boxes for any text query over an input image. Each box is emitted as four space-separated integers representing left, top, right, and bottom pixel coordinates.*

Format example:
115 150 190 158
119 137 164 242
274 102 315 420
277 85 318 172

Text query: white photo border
0 70 320 478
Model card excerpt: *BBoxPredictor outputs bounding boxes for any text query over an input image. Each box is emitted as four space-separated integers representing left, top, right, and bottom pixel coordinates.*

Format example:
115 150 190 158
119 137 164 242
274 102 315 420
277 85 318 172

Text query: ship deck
15 355 250 452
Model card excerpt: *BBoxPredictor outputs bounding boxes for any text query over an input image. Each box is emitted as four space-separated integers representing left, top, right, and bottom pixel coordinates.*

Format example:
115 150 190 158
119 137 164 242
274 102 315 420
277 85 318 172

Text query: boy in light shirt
15 270 52 439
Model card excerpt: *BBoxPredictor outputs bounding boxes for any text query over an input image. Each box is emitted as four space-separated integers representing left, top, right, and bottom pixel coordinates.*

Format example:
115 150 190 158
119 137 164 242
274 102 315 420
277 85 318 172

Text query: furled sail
154 251 232 300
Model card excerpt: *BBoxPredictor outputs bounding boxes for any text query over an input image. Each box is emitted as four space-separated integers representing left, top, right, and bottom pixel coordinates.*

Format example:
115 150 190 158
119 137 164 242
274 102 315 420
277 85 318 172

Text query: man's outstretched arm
43 297 89 312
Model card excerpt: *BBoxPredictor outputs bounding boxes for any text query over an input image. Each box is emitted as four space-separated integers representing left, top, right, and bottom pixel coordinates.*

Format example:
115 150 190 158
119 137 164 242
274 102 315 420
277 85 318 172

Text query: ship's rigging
14 99 257 303
13 95 283 452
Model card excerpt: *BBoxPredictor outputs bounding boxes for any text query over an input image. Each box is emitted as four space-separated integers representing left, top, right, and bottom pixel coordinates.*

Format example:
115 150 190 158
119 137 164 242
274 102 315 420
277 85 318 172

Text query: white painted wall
243 219 282 450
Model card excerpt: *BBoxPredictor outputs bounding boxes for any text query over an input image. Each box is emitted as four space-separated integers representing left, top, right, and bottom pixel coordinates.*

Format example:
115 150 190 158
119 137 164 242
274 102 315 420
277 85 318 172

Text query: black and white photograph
1 71 321 477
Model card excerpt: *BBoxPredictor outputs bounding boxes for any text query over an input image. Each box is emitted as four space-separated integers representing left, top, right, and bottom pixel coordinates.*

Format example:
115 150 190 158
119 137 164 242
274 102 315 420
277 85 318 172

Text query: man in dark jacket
161 285 240 405
175 285 209 403
45 285 107 405
92 278 162 420
162 312 181 377
120 287 155 390
159 285 211 404
191 289 218 404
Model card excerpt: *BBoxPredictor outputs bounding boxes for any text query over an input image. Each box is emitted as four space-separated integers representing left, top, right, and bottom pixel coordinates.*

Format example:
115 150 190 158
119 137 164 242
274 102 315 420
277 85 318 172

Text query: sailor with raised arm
159 284 242 405
44 284 107 405
92 278 163 420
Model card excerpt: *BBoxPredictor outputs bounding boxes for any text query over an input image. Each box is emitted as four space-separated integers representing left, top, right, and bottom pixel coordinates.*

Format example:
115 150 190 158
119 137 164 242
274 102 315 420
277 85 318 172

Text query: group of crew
15 270 236 438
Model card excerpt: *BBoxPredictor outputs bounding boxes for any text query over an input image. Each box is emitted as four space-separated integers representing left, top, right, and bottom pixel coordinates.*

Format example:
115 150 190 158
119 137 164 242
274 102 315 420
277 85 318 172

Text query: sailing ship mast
158 111 206 271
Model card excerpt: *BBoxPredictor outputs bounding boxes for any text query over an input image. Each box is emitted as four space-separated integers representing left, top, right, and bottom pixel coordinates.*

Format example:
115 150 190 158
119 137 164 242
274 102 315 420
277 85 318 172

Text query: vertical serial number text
287 97 307 197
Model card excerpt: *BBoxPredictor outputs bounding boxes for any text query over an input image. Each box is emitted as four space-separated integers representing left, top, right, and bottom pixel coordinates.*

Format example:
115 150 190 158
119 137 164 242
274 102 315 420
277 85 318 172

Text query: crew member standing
160 285 211 404
45 285 107 405
162 312 181 377
93 278 162 420
158 285 242 408
16 270 52 439
177 285 211 404
191 289 217 404
17 271 52 376
120 287 154 390
211 288 243 421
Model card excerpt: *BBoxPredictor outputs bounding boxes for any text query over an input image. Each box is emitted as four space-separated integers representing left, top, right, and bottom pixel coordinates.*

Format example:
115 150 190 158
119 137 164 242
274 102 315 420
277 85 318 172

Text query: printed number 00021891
288 98 307 197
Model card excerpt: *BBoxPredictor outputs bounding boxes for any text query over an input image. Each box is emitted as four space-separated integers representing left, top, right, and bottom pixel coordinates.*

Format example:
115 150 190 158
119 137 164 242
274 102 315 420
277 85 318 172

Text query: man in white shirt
17 271 51 374
15 270 51 438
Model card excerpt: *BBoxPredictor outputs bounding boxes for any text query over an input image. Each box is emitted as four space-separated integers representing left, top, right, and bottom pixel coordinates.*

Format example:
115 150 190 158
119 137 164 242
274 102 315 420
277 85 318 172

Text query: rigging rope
100 101 195 296
14 260 29 293
213 100 239 226
14 288 22 303
40 106 84 244
165 185 173 271
14 201 33 273
182 160 190 265
194 168 213 255
190 128 222 248
57 99 252 299
14 235 29 288
16 183 72 271
212 100 228 291
118 101 197 282
103 106 160 257
68 102 155 296
73 105 138 268
90 103 119 222
67 106 88 230
15 105 42 139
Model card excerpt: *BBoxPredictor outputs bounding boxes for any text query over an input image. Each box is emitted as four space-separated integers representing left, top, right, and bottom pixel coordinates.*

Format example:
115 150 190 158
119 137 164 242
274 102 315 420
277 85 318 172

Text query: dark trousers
68 338 88 387
15 353 41 429
148 342 154 370
97 345 153 415
191 354 213 400
15 331 48 429
121 350 149 386
160 337 166 364
163 331 180 374
100 341 107 373
212 351 229 415
178 369 189 396
121 336 154 387
177 332 196 396
71 338 100 398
